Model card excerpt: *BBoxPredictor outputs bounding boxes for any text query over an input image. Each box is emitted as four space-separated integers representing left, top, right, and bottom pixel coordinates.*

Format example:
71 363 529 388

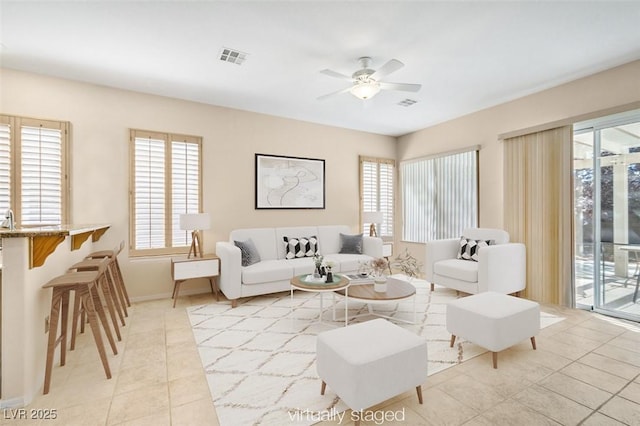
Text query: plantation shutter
131 129 202 254
20 120 66 226
360 156 395 238
133 134 166 250
171 139 201 247
0 119 11 214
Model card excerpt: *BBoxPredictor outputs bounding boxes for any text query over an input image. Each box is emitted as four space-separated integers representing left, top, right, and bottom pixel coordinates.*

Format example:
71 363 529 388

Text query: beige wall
3 60 640 296
395 60 640 264
0 68 396 299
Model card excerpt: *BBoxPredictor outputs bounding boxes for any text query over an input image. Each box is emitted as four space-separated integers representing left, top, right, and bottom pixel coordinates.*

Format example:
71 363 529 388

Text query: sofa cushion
339 233 363 254
462 228 509 245
317 225 350 254
434 258 479 283
283 257 316 276
324 254 373 273
234 239 261 267
230 228 278 260
242 260 294 285
283 235 319 259
457 237 494 262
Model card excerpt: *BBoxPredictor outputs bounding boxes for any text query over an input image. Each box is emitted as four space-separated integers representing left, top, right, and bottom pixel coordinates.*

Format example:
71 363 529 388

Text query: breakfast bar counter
0 223 111 408
0 224 110 269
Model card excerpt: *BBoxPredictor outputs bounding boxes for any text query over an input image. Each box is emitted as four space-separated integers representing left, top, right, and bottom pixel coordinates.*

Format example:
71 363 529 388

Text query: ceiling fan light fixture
350 79 380 100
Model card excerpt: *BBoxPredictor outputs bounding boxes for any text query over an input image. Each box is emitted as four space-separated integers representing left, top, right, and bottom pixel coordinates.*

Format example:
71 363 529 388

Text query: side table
171 254 220 308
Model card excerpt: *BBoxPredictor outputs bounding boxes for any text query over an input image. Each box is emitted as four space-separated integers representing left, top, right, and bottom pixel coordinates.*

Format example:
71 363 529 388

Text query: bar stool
87 241 130 316
69 258 123 347
42 269 118 394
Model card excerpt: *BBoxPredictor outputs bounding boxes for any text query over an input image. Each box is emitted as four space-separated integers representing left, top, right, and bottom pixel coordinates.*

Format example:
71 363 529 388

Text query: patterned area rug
187 276 563 426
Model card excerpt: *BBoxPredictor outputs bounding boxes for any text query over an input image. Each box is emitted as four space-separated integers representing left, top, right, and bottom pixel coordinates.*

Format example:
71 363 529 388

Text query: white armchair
424 228 526 295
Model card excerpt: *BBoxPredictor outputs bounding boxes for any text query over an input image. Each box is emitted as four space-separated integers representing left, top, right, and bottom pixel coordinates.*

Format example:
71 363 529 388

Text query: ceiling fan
318 56 421 101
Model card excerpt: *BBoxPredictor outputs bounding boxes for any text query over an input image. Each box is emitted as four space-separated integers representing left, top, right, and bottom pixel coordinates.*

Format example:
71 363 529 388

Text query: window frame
129 129 203 257
359 155 395 240
0 114 70 227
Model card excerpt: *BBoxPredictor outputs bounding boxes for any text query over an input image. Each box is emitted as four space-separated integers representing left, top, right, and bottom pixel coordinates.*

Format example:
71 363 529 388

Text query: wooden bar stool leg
98 274 121 341
109 259 129 315
70 291 83 350
43 288 63 395
60 290 70 366
90 285 118 355
113 257 131 307
80 287 112 380
106 266 126 326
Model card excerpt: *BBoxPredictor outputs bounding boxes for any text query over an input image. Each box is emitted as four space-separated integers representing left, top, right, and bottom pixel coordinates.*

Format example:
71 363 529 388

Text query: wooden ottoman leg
450 335 456 347
416 385 423 404
320 381 326 395
492 352 498 369
430 283 434 292
531 336 537 350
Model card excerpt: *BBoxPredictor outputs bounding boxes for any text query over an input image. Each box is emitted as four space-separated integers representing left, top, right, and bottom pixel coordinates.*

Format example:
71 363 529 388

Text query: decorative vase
325 271 333 283
313 265 322 279
374 276 387 293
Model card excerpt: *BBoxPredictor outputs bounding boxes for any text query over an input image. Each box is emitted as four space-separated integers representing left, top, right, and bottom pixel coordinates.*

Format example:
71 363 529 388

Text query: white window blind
21 125 63 225
401 149 478 243
360 156 395 238
0 122 11 214
171 140 200 247
0 115 68 226
130 130 202 255
134 136 166 250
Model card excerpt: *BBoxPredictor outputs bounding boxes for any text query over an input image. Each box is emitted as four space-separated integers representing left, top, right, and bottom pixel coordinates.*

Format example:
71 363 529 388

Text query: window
0 115 69 226
401 148 478 243
360 156 395 238
130 129 202 256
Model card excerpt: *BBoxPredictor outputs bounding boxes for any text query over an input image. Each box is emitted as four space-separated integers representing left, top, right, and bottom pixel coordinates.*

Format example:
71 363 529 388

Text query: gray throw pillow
339 233 363 254
234 238 261 267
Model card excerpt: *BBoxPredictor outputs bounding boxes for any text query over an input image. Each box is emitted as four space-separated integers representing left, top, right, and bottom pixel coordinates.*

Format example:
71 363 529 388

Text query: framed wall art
255 153 325 209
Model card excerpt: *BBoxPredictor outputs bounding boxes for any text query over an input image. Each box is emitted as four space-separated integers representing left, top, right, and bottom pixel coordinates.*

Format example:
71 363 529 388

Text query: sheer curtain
504 126 573 305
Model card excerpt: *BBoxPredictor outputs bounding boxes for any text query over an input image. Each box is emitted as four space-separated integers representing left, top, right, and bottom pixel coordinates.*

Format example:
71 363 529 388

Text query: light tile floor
5 293 640 426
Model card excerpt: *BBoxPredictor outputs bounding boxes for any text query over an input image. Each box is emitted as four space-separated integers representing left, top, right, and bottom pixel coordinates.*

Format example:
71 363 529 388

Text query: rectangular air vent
219 47 248 65
398 99 418 107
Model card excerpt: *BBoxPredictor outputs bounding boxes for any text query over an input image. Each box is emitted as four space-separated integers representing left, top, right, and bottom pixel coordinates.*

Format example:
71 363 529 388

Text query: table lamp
179 213 210 258
362 211 384 237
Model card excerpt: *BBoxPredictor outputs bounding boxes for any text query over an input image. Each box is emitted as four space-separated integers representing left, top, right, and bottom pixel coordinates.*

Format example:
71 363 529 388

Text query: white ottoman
446 291 540 369
316 319 428 417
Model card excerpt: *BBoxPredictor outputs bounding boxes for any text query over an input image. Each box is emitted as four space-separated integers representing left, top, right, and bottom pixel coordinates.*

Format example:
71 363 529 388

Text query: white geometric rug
187 276 563 426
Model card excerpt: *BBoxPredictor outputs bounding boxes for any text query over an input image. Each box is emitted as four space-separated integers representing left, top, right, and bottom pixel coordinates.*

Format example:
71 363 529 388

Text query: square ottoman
316 318 428 419
446 291 540 369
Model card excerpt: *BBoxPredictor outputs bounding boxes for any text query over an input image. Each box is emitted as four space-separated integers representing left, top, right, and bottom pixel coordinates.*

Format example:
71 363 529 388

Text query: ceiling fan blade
370 59 404 79
320 69 353 81
317 86 352 101
379 82 422 92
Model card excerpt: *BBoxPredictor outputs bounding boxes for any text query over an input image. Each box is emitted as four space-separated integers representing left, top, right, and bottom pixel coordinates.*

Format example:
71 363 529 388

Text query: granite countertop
0 223 110 238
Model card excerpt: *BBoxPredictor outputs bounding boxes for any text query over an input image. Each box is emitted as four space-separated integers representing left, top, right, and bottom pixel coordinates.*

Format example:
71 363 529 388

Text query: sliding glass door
574 111 640 321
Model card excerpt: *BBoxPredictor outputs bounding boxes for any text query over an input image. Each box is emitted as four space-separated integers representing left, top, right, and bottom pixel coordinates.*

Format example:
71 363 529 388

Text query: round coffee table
335 279 417 324
290 274 349 326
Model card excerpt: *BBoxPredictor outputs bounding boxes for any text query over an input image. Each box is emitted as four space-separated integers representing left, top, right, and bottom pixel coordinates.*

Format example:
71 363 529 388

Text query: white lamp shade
362 211 384 224
179 213 210 231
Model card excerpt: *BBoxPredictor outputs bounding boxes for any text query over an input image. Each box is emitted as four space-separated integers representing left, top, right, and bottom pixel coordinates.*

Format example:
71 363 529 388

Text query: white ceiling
1 1 640 137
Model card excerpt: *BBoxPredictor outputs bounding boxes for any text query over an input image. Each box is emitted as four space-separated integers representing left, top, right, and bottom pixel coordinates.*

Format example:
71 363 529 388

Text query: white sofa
424 228 526 295
216 225 383 307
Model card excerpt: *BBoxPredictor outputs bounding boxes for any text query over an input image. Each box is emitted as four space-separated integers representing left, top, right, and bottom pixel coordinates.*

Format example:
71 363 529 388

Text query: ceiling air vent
398 99 418 107
219 47 248 65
